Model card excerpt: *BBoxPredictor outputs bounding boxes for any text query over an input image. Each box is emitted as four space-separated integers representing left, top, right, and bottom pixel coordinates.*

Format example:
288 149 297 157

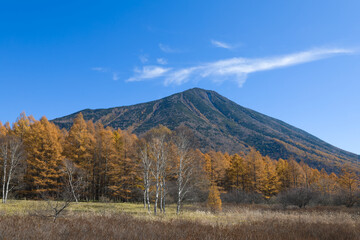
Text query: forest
0 112 359 213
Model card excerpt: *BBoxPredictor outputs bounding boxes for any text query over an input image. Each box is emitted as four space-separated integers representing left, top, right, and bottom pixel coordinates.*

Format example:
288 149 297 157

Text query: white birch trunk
2 156 7 203
0 137 24 204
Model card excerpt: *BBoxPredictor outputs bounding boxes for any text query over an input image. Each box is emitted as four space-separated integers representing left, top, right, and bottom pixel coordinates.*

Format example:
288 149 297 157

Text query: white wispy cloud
157 58 168 65
127 66 171 82
127 48 354 86
92 67 107 72
211 40 233 49
159 43 178 53
164 67 197 86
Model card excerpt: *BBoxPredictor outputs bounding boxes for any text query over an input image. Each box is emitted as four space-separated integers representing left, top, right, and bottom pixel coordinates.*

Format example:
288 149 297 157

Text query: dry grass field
0 201 359 239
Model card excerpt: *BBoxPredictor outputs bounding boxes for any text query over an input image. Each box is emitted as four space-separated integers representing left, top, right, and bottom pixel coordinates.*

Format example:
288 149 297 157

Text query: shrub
333 190 359 207
221 190 264 204
278 188 315 208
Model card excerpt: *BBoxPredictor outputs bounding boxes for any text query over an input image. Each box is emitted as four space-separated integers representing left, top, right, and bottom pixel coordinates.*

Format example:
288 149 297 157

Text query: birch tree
138 138 152 212
0 136 26 203
144 125 171 215
62 159 85 203
173 125 196 214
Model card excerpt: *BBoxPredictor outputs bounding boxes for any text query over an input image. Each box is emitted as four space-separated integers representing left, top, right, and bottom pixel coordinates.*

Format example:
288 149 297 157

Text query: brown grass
0 202 359 239
0 214 359 240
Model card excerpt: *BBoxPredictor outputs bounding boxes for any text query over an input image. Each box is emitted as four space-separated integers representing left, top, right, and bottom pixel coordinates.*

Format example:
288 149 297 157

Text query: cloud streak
157 58 168 65
127 66 171 82
92 67 107 72
159 43 178 53
211 40 233 49
127 48 353 87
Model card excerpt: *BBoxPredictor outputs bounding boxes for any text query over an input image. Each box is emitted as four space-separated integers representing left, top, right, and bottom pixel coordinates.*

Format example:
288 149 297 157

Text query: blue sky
1 1 359 154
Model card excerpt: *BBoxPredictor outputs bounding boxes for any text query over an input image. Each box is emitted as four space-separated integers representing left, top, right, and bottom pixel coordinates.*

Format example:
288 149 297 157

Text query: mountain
52 88 359 172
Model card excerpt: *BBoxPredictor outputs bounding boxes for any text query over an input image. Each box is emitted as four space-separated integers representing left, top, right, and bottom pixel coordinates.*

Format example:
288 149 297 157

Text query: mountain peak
183 87 209 92
52 88 359 172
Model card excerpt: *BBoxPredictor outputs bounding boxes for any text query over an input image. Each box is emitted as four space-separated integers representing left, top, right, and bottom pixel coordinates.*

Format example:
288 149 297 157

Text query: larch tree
93 123 116 200
12 112 35 140
108 129 139 201
225 153 248 191
246 148 265 192
0 122 10 137
259 157 280 199
317 169 338 195
206 151 230 188
338 164 359 207
207 183 222 212
300 161 320 189
63 113 95 200
23 117 64 197
329 172 339 194
276 158 291 191
117 130 140 201
288 159 304 188
107 129 124 200
203 152 212 179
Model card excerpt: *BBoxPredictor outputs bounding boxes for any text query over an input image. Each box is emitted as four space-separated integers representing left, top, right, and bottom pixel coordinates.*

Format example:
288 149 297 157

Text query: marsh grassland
0 201 359 240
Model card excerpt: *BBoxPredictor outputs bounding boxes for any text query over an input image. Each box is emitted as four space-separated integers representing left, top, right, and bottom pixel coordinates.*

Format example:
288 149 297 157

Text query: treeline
0 113 359 212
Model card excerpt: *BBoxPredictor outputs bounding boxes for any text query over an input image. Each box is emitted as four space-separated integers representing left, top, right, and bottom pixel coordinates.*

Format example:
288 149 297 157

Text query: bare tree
45 197 71 223
62 159 84 203
159 143 169 215
138 139 152 212
0 136 26 203
36 165 83 222
173 126 196 214
144 125 171 215
38 187 74 222
31 160 84 222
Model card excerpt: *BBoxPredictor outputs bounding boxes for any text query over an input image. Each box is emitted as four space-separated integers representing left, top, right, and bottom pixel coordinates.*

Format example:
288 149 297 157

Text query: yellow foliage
259 157 280 198
207 183 222 212
23 116 64 196
226 154 248 191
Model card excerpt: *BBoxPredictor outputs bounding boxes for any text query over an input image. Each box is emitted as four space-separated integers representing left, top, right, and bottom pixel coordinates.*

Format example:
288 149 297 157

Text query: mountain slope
52 88 359 172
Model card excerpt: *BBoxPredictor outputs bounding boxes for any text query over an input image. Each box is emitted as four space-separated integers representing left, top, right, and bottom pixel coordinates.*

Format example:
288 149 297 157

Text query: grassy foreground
0 200 359 239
